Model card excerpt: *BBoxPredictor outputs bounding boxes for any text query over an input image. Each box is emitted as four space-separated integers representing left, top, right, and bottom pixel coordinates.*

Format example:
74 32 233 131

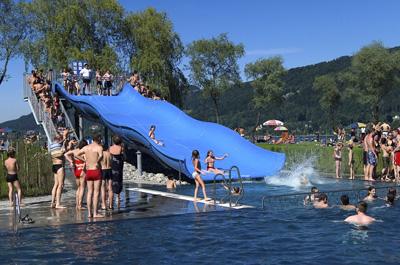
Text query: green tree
350 42 400 121
0 0 26 86
22 0 124 71
123 8 187 106
313 74 341 128
245 57 286 137
186 33 244 123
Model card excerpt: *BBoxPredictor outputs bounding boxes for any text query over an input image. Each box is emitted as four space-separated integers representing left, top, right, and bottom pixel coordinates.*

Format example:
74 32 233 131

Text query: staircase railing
23 73 78 143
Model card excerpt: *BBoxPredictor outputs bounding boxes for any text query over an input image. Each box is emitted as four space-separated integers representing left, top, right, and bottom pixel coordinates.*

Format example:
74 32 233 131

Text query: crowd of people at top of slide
332 122 400 182
303 185 398 226
62 64 115 96
127 71 164 100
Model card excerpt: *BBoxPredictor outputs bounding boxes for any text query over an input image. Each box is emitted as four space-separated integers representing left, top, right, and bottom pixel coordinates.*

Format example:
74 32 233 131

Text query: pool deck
0 183 251 231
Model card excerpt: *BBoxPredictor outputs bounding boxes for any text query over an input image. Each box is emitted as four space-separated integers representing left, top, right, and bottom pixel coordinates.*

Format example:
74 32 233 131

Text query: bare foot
93 213 105 218
204 198 212 201
88 215 93 218
50 203 56 208
55 205 67 209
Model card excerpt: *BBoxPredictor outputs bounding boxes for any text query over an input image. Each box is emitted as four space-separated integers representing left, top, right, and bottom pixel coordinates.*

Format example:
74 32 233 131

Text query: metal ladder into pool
212 166 245 208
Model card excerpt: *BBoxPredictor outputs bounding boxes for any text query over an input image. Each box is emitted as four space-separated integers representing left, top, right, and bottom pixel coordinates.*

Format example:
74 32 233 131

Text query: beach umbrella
263 120 284 126
357 122 366 128
274 126 288 131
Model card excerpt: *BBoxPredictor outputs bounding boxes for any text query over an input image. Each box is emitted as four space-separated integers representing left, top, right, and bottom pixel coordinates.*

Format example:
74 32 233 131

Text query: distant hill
184 46 400 133
0 113 41 133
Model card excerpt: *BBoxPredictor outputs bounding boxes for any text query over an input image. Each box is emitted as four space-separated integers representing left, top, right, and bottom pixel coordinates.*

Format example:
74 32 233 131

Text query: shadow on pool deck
0 184 226 231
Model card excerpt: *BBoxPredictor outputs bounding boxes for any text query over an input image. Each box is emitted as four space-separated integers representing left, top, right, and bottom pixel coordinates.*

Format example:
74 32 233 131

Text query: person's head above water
318 193 328 203
192 150 200 160
367 186 376 197
388 187 397 197
357 201 368 214
311 187 319 193
167 175 174 180
340 194 350 206
386 193 395 205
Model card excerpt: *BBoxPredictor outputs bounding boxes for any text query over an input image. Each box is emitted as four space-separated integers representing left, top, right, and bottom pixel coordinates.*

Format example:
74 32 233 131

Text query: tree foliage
313 74 341 128
186 33 244 123
245 57 286 135
0 0 27 86
123 8 187 106
22 0 124 71
350 42 400 121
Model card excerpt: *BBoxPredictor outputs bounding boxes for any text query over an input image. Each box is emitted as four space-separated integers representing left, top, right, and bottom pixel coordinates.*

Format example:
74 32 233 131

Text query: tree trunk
372 104 379 123
251 111 261 143
211 94 221 124
0 50 12 86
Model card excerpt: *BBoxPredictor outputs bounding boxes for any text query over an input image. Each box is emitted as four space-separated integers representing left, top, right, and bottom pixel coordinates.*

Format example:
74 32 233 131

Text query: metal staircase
23 73 78 144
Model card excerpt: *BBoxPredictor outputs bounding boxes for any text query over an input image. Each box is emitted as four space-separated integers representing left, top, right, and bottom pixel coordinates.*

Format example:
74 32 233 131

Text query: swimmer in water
363 186 377 202
339 194 356 211
304 186 319 205
386 193 395 206
300 174 309 186
344 201 376 226
221 183 241 195
313 193 328 208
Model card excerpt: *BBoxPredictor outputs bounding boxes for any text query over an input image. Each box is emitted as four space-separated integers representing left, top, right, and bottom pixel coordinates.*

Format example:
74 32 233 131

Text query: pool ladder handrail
212 165 245 208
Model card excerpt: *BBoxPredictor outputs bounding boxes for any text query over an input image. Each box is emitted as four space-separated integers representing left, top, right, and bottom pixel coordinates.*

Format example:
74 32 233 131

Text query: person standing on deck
365 128 377 181
80 64 92 95
333 142 343 178
110 135 124 209
4 149 22 207
76 135 104 218
101 146 112 210
348 141 355 180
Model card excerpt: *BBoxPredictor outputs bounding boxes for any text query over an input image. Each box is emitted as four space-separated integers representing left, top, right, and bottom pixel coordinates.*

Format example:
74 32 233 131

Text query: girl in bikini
192 150 209 201
204 150 228 175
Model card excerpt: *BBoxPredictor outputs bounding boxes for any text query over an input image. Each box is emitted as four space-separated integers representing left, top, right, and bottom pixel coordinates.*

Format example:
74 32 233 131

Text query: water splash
264 157 330 190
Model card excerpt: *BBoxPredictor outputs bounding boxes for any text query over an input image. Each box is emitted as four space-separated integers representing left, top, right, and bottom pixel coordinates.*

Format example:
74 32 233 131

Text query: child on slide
205 150 228 175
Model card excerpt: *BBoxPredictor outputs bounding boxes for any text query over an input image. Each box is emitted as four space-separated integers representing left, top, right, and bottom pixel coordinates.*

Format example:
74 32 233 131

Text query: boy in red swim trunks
77 135 104 218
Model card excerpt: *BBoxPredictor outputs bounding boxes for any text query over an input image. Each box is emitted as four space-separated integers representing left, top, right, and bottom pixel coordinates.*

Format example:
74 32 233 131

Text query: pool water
1 175 399 264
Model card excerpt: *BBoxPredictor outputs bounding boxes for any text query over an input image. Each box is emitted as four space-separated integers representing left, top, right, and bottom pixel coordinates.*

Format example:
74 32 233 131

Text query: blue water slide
55 82 285 181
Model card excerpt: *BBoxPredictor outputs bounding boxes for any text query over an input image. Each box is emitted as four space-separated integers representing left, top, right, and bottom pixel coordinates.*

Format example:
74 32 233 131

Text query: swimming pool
1 176 399 264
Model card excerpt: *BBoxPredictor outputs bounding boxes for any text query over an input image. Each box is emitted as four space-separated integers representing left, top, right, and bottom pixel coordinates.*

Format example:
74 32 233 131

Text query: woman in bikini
204 150 228 175
65 140 88 210
192 150 209 201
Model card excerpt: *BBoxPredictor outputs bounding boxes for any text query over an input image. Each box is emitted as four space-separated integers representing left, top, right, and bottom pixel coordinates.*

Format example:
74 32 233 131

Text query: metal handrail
229 166 244 206
213 173 231 206
261 184 400 210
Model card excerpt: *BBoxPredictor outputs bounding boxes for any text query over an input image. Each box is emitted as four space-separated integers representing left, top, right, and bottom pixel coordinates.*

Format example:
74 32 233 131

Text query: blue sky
1 0 400 123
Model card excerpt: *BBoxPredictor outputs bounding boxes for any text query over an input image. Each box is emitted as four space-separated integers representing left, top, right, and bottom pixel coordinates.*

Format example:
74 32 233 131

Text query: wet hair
78 139 88 149
311 186 318 193
103 144 109 150
388 187 397 197
112 135 122 145
206 150 214 157
93 134 102 144
367 186 376 196
7 149 16 158
150 125 156 130
386 193 395 205
233 187 240 194
357 201 368 213
340 194 350 205
318 193 328 203
192 150 200 160
167 175 173 180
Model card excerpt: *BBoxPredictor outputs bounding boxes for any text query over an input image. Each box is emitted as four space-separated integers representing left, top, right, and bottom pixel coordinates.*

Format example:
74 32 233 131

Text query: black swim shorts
6 174 18 183
102 169 112 180
362 151 368 166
